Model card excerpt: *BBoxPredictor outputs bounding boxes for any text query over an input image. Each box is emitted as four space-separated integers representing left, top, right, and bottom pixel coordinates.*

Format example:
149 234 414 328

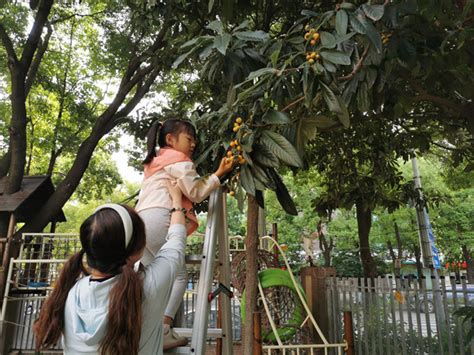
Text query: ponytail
34 250 87 351
142 121 162 165
100 261 143 355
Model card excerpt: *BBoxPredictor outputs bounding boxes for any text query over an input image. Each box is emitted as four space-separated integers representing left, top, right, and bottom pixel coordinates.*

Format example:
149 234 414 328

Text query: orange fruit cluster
305 51 320 63
381 32 392 45
304 27 320 46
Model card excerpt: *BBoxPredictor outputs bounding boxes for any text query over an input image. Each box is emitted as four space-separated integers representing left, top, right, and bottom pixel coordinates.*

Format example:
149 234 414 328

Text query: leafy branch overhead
173 2 388 214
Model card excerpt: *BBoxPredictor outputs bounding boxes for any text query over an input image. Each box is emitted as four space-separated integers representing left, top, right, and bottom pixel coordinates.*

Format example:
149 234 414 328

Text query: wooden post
271 223 278 263
243 194 259 354
343 311 355 355
300 266 336 342
216 300 222 355
253 312 262 355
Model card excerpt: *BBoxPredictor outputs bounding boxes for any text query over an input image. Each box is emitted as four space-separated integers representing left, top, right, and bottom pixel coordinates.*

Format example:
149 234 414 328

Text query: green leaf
208 0 214 13
336 10 348 35
355 11 382 53
180 36 211 49
357 81 369 112
320 81 350 127
233 20 250 32
240 165 256 196
349 13 366 34
261 130 303 168
320 50 351 65
214 33 231 55
172 47 198 69
323 61 337 73
270 41 283 67
247 67 277 80
267 168 298 215
253 144 280 168
262 110 290 125
235 30 269 42
362 4 385 21
199 44 214 60
207 20 223 34
320 32 336 48
340 3 356 10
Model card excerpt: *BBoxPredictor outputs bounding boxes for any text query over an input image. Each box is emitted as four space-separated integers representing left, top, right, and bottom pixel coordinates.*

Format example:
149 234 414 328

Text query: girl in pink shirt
136 119 233 350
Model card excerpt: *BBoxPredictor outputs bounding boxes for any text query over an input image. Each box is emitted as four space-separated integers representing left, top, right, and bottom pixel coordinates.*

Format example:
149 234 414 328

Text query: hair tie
94 204 133 248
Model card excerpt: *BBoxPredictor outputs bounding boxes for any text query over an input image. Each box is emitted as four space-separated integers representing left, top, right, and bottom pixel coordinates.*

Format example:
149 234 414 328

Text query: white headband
94 204 133 248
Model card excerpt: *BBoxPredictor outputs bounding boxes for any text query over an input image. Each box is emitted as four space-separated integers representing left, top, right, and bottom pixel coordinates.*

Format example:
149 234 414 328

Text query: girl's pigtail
34 250 86 351
142 121 162 165
100 262 143 355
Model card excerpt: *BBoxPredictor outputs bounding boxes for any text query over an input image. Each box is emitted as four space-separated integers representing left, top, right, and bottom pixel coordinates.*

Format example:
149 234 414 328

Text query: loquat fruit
236 117 243 124
310 39 316 46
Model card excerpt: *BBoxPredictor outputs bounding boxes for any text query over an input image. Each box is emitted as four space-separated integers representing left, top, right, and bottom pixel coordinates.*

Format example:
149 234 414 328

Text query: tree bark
243 194 259 355
462 244 474 283
355 201 377 278
413 244 423 288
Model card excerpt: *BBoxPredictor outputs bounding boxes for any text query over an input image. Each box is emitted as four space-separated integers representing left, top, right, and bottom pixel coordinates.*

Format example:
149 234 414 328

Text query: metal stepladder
171 188 234 354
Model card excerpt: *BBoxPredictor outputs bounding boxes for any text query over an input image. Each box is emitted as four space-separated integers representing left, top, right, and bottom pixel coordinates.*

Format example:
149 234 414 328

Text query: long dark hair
142 119 197 164
34 205 146 355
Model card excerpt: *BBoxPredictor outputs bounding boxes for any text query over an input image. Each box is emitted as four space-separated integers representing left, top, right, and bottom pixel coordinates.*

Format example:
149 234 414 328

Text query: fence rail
327 275 474 355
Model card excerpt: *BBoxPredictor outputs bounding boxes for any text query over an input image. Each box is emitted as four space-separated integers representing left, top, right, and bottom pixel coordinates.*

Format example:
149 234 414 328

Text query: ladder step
185 254 219 265
173 327 223 338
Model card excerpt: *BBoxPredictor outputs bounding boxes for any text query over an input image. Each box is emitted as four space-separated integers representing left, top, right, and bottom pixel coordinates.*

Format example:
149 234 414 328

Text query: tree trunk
413 244 423 288
387 240 400 277
6 66 27 194
462 244 474 283
243 194 259 355
355 201 377 278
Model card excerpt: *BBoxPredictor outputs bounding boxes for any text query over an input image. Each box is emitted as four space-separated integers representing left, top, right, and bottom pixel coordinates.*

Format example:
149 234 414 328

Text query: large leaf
349 13 366 34
320 32 336 48
180 35 213 49
267 168 298 215
253 144 280 168
355 11 382 53
336 10 348 35
207 20 223 34
247 67 277 80
320 50 351 65
214 33 231 55
320 81 350 127
261 130 303 168
320 32 356 50
240 165 255 196
235 30 269 42
262 110 290 125
362 4 385 21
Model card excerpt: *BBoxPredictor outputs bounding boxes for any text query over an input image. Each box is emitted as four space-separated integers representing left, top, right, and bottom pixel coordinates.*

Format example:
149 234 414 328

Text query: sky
112 134 143 183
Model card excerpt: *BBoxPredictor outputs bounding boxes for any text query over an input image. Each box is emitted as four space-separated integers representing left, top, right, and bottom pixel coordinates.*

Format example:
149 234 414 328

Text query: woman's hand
214 157 235 178
167 180 183 208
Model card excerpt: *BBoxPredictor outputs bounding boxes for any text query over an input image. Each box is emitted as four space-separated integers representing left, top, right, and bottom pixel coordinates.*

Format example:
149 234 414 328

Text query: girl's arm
165 158 233 203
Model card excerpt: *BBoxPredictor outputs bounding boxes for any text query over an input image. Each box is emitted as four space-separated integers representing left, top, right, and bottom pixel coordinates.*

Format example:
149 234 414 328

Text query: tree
0 0 214 297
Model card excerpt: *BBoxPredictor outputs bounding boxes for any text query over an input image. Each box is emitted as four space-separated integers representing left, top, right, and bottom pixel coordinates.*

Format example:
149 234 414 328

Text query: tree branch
20 0 54 70
0 24 18 64
25 23 53 96
404 75 463 114
338 45 370 81
281 95 304 112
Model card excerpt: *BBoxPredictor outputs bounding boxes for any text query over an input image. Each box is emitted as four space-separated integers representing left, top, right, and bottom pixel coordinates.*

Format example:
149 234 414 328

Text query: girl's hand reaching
214 157 235 179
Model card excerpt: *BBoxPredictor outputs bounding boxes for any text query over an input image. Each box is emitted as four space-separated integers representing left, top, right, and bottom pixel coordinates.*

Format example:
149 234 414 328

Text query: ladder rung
164 347 192 354
174 327 223 338
185 255 219 265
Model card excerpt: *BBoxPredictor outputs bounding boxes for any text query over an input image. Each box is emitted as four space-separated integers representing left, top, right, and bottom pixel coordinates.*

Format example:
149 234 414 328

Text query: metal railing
327 275 474 355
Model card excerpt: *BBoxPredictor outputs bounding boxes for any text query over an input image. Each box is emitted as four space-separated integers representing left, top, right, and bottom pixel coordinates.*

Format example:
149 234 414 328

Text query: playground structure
0 189 348 354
